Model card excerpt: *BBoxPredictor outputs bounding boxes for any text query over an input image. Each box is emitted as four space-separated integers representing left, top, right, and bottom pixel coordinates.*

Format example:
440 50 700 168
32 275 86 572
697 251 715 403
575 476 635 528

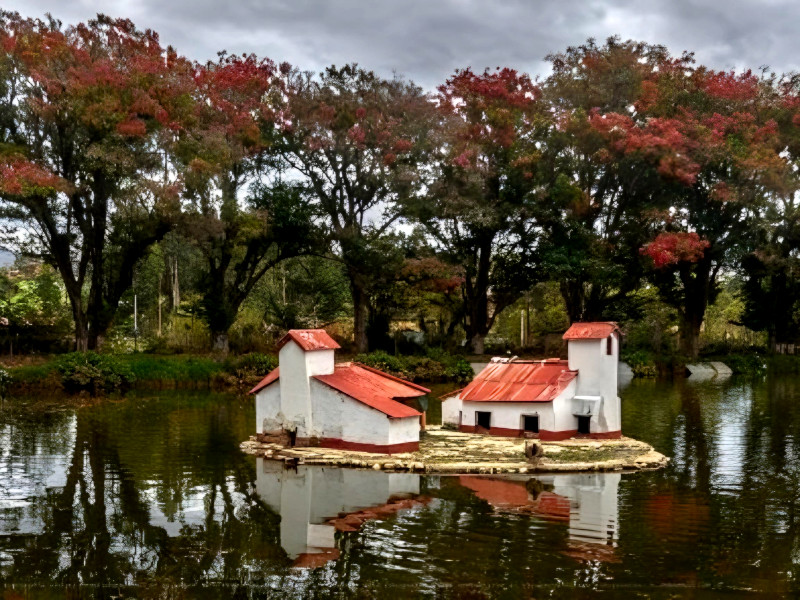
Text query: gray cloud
4 0 799 89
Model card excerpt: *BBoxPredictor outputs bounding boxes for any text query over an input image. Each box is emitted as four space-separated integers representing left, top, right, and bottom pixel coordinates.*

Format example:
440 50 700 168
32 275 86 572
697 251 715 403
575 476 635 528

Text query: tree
177 53 316 351
278 64 434 352
0 13 191 349
418 67 547 354
539 38 674 322
589 56 789 357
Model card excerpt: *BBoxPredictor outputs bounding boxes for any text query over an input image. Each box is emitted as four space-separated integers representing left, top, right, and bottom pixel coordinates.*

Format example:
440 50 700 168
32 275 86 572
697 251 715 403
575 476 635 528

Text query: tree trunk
351 281 368 354
679 315 702 360
75 319 89 352
212 332 230 353
470 333 485 355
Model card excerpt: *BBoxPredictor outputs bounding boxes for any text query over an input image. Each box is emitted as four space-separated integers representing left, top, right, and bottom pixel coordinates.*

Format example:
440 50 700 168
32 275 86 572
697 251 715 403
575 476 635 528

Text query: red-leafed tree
175 54 316 351
538 38 679 323
417 67 547 354
277 64 435 352
0 12 193 349
592 58 790 357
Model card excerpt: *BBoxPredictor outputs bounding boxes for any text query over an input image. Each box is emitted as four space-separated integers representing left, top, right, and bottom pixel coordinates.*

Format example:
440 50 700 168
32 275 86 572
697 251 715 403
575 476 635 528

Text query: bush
621 349 658 378
354 349 474 383
56 352 135 395
225 353 278 378
730 354 767 375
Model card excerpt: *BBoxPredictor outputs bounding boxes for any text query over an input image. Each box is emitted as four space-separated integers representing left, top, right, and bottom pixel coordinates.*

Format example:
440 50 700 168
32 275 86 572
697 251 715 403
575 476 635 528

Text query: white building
442 322 621 440
250 329 429 453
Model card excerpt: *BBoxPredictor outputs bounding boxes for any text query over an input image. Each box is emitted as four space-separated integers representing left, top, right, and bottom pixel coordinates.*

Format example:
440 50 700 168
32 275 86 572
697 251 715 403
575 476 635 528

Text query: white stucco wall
255 382 282 433
308 379 418 446
447 379 576 434
567 335 621 432
387 415 421 445
277 341 336 437
441 395 462 427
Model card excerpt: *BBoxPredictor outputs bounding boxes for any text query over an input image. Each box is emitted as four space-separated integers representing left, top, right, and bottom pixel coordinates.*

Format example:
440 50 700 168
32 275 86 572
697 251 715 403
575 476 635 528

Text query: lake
0 374 798 598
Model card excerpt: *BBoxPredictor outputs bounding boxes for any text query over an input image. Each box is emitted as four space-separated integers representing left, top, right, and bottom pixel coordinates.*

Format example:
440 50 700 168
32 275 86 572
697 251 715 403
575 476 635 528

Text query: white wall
309 379 421 446
255 383 282 433
450 379 576 433
568 335 620 432
277 341 335 437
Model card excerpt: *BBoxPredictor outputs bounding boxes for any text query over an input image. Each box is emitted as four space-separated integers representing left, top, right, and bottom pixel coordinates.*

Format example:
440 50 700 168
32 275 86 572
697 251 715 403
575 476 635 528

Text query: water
0 376 799 598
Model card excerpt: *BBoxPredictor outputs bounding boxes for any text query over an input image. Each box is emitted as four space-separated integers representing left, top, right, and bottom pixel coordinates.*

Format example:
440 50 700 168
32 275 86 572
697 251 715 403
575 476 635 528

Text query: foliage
278 64 436 352
354 349 473 383
224 352 278 379
0 13 192 349
56 352 136 394
620 349 659 378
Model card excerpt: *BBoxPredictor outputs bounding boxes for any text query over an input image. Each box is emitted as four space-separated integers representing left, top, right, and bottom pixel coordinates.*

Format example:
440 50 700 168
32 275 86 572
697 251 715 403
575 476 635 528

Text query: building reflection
254 459 426 568
458 473 621 560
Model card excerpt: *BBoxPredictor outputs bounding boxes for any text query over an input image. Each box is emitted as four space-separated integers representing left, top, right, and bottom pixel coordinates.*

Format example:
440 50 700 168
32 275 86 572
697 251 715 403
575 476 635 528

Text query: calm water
0 375 799 598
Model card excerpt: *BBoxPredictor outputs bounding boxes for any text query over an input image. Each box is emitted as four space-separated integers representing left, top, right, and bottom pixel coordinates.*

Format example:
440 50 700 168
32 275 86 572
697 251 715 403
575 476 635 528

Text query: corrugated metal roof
277 329 341 352
459 360 577 403
314 363 426 418
249 367 279 395
562 322 621 340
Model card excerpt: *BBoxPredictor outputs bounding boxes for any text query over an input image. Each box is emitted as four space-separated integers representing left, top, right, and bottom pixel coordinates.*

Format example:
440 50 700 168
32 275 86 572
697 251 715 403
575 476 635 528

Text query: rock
372 463 381 470
519 467 528 474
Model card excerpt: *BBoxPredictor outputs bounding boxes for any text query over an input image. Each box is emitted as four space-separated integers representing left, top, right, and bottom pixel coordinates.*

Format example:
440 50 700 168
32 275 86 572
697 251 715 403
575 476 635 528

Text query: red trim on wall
457 425 621 441
539 429 578 441
579 430 622 440
309 437 419 454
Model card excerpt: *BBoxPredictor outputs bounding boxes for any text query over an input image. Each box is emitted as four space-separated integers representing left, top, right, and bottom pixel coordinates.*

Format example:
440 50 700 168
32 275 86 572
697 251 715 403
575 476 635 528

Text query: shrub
225 353 278 378
354 351 408 377
56 352 135 395
621 349 658 378
355 349 474 383
719 353 764 375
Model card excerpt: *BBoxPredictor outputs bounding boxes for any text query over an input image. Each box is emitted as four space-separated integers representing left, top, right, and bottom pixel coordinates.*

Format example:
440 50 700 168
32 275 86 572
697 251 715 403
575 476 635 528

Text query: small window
476 411 491 430
577 415 591 435
606 335 613 355
523 415 539 433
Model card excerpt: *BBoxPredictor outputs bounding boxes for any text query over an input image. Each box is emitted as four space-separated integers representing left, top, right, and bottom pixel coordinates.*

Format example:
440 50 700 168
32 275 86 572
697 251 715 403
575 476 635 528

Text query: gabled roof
249 367 280 395
562 322 621 340
313 363 427 418
277 329 341 352
459 360 577 403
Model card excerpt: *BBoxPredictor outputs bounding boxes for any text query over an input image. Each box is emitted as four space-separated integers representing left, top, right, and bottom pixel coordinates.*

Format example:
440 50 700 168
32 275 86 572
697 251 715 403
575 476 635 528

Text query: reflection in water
254 459 424 567
2 379 800 595
457 473 620 560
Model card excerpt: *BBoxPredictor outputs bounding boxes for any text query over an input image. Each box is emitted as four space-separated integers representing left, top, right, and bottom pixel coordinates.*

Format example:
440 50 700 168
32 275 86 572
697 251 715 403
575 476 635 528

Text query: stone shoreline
240 427 669 474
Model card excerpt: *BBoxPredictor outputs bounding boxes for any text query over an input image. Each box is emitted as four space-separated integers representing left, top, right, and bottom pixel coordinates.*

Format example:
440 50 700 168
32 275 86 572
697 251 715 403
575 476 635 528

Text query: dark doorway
577 416 591 435
523 415 539 434
288 430 297 447
476 411 491 430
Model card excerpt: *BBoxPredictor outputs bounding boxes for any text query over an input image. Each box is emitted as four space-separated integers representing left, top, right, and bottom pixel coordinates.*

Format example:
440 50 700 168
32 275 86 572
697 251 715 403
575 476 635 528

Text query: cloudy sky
4 0 799 90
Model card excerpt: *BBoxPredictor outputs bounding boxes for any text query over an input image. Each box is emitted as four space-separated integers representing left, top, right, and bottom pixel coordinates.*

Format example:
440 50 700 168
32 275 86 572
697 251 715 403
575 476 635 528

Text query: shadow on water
1 379 800 597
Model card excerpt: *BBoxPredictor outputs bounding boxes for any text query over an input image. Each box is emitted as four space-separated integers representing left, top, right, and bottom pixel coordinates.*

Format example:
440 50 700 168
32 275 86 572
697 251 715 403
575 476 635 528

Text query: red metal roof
562 322 621 340
276 329 341 352
314 363 426 418
249 367 280 395
459 360 577 403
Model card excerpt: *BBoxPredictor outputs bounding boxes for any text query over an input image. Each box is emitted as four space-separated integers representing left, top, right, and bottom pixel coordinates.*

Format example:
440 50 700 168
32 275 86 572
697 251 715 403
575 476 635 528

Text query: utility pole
134 293 138 352
158 273 163 337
